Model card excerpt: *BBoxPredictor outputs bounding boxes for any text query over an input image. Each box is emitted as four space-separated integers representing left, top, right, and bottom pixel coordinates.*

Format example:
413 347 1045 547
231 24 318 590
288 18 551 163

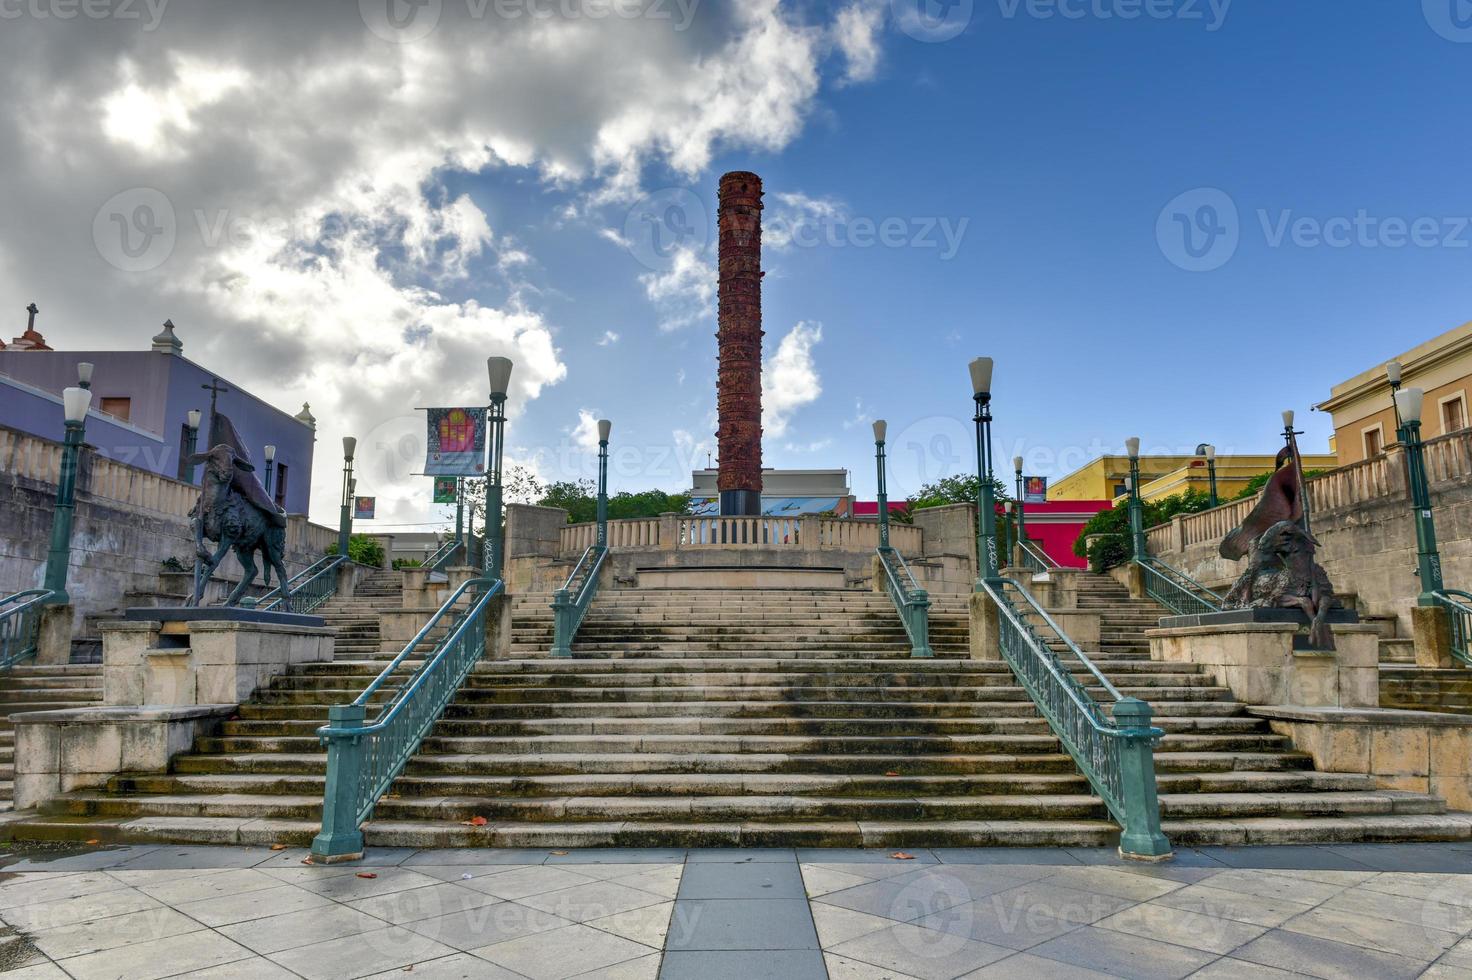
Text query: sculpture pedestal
1157 607 1360 651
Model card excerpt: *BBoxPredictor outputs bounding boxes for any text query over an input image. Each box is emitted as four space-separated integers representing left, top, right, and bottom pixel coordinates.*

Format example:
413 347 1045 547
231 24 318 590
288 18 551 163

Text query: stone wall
1146 432 1472 638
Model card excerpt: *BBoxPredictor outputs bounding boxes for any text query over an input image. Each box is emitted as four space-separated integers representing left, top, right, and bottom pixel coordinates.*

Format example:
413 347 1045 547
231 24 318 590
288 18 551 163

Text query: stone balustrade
557 515 922 558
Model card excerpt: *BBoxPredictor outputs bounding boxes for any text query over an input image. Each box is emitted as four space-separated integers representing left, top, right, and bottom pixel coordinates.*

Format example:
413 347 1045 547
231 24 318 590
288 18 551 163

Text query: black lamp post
596 419 612 549
1126 437 1145 562
1397 388 1445 605
263 444 277 498
1204 444 1219 507
180 409 201 483
970 357 999 588
338 437 356 558
43 386 92 603
1013 455 1027 554
873 420 890 550
485 356 514 581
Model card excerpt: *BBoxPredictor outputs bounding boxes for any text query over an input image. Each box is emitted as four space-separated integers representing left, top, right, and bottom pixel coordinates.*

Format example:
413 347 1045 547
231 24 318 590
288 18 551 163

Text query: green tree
1073 489 1219 573
326 533 386 567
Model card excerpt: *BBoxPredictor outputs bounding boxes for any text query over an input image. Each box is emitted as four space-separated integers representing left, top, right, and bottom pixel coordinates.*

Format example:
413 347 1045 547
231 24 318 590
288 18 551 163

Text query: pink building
851 500 1113 569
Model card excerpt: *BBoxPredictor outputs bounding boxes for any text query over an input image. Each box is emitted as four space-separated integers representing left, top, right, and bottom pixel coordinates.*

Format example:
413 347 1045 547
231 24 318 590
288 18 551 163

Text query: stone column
1414 605 1456 669
969 591 1002 661
35 604 73 666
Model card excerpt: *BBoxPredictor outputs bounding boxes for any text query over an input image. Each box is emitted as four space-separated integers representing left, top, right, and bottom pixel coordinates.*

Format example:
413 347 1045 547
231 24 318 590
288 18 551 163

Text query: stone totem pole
716 171 764 517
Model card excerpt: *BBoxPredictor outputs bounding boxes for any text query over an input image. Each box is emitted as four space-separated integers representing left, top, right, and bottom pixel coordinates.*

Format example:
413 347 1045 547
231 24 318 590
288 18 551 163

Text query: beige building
1317 319 1472 465
1050 453 1337 504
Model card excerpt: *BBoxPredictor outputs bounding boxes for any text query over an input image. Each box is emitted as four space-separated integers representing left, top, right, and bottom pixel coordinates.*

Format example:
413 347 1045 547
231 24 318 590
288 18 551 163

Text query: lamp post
338 437 356 559
1126 437 1146 562
596 418 612 549
1013 455 1027 558
873 420 890 550
1204 444 1219 507
454 477 465 549
1388 359 1404 434
180 409 202 483
263 444 276 498
1002 500 1014 564
1396 388 1445 604
43 387 92 603
485 356 514 581
970 357 999 588
76 362 93 392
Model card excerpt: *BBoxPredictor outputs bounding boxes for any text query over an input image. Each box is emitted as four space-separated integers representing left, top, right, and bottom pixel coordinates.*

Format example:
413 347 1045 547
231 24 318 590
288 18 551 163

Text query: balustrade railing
312 576 503 860
1136 558 1223 618
555 516 922 557
0 590 54 671
423 537 463 572
982 578 1171 859
551 545 607 658
876 547 932 658
256 556 345 615
1017 539 1059 575
1435 590 1472 667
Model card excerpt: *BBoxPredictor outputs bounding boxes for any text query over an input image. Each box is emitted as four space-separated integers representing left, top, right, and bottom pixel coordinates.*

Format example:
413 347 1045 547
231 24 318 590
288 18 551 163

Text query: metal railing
312 576 504 859
981 578 1171 859
876 547 933 658
423 537 463 572
1136 558 1223 618
0 590 54 671
1435 590 1472 667
551 545 607 658
1018 539 1059 575
255 555 345 615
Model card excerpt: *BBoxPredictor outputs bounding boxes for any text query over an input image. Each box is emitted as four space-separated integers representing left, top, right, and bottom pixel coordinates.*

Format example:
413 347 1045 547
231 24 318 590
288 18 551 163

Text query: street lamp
338 436 356 559
1003 500 1015 564
1126 437 1146 562
970 357 999 588
263 444 277 498
873 419 890 550
180 409 202 483
1204 444 1219 507
76 362 93 391
1397 388 1445 604
1013 455 1027 560
43 387 92 603
485 356 514 581
596 418 612 549
1388 359 1404 435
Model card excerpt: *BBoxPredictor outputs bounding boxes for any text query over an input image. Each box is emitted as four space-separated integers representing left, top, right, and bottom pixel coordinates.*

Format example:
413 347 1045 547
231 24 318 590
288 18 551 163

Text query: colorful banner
1023 476 1048 504
433 476 458 504
424 407 487 476
353 496 376 520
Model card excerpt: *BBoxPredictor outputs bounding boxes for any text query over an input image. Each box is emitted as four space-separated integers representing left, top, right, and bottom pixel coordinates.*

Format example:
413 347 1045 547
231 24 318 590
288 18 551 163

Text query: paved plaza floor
3 843 1472 979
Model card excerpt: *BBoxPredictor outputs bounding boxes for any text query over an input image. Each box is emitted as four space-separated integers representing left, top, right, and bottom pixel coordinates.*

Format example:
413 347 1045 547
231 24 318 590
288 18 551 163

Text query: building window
99 397 131 421
1441 394 1467 435
274 463 288 510
1363 425 1384 458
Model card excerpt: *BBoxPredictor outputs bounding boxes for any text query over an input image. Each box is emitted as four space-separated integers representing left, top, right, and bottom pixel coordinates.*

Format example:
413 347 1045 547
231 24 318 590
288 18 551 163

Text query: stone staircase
4 581 1472 848
314 568 405 662
0 665 103 812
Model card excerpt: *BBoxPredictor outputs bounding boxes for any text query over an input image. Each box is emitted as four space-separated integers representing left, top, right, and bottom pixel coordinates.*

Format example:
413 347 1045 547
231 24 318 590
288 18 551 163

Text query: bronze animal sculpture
1220 446 1302 561
188 443 290 606
1223 520 1337 650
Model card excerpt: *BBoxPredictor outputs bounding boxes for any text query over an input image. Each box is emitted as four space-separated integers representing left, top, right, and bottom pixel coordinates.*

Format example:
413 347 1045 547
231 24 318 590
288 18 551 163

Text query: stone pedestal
401 566 431 607
1048 610 1102 650
1414 605 1456 669
35 604 73 666
1147 622 1380 709
969 590 1001 661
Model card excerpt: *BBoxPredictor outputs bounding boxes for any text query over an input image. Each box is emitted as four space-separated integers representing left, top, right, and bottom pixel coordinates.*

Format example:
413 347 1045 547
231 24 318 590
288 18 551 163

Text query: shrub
326 534 386 568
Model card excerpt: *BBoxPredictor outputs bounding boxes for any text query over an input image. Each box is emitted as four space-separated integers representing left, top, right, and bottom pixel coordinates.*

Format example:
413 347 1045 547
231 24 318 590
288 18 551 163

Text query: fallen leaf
550 850 569 856
270 844 288 851
884 771 901 777
301 858 314 865
355 872 378 879
84 839 100 846
461 816 488 827
890 852 916 860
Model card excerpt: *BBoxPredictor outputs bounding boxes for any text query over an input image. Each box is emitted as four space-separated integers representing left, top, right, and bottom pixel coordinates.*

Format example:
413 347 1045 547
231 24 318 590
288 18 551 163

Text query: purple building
1 313 316 515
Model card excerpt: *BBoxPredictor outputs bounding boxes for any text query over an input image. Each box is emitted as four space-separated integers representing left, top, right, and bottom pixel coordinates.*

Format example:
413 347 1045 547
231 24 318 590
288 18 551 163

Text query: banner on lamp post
1023 476 1048 504
433 477 458 504
423 407 487 476
353 496 376 520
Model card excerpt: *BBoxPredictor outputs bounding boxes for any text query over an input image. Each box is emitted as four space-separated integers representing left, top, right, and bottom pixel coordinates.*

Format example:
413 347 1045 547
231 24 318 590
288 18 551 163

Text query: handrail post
312 703 367 862
908 588 934 658
550 588 573 658
1111 697 1172 861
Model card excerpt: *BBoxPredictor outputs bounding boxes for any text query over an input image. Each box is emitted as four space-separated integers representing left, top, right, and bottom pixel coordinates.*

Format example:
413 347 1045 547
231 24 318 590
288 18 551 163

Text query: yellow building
1316 320 1472 465
1050 453 1339 504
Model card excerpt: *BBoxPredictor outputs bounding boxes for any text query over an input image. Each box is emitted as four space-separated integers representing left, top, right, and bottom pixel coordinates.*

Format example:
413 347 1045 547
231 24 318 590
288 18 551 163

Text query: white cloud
764 191 848 250
596 330 620 346
638 244 716 332
570 409 602 452
763 321 823 439
832 2 885 84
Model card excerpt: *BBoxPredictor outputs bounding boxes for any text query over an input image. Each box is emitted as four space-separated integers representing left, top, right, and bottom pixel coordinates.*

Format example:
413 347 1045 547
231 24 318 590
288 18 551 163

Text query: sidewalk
2 842 1472 978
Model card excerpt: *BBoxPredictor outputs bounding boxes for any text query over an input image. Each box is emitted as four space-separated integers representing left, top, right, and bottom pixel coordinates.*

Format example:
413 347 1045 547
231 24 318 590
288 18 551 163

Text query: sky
1 0 1469 528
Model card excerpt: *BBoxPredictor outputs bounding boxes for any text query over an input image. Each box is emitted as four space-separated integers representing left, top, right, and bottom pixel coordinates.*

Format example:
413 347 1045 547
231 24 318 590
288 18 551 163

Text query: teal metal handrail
876 546 933 658
1136 558 1223 618
312 576 504 859
1018 539 1059 575
255 555 345 615
1434 590 1472 666
0 590 55 671
424 537 463 572
550 545 607 658
982 577 1171 859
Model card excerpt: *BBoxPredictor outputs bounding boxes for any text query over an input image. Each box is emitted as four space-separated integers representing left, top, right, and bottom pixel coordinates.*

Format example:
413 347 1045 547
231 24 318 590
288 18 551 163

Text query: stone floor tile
165 958 303 979
1 884 159 932
810 903 895 948
1182 956 1304 978
826 922 1012 980
1280 905 1460 962
608 865 681 898
1192 845 1377 872
803 861 933 882
253 848 416 870
930 848 1082 866
346 880 500 926
823 951 925 979
176 881 334 927
658 949 828 979
405 901 571 951
686 848 796 863
1362 872 1472 908
471 922 652 979
565 863 676 882
1322 882 1472 933
111 846 271 871
59 929 252 980
1067 847 1226 869
1257 868 1380 887
0 873 127 911
135 868 282 906
569 951 661 978
411 864 530 884
585 900 673 948
957 951 1123 979
1190 868 1348 905
218 904 390 955
1421 964 1472 980
978 879 1135 927
1093 901 1266 955
1148 882 1315 929
816 874 973 923
1232 928 1430 980
543 849 684 865
267 925 459 980
403 849 554 866
0 963 71 980
255 864 366 886
676 861 804 900
1026 925 1218 980
360 952 523 979
29 906 200 960
294 866 444 901
0 846 159 873
1319 844 1472 874
1043 866 1189 902
801 865 872 898
914 899 1086 952
518 880 669 923
664 898 818 951
797 849 939 865
459 865 595 900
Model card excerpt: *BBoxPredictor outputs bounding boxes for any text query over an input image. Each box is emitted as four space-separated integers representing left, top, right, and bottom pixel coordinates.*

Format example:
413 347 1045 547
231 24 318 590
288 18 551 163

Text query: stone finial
151 318 183 355
295 402 317 430
9 301 52 351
